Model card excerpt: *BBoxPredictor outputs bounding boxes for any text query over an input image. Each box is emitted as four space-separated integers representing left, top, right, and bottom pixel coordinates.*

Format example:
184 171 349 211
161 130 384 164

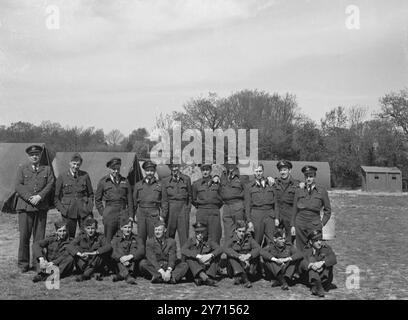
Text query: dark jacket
274 177 299 220
15 163 55 212
162 173 192 216
54 170 94 218
181 237 223 259
67 231 112 256
133 177 167 218
302 243 337 267
192 177 223 209
244 179 280 221
33 234 72 264
260 242 302 261
95 174 134 219
224 233 261 259
219 173 245 203
145 236 177 270
111 232 145 261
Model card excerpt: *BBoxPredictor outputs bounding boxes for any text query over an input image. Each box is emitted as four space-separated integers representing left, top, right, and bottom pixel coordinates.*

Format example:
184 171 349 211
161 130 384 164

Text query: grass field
1 191 408 300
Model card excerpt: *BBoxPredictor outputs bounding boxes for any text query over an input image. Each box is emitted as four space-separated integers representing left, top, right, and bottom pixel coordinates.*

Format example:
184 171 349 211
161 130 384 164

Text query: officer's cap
84 217 98 228
167 162 181 169
106 157 121 168
273 228 285 239
120 215 133 228
25 145 43 156
277 160 292 170
235 220 247 230
308 229 323 241
142 160 157 171
192 222 207 232
153 220 166 228
199 163 212 171
70 153 83 163
54 219 67 230
301 165 317 175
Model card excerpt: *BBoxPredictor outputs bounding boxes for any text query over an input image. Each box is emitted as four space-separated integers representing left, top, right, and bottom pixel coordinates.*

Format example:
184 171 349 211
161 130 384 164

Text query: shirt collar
170 174 184 183
143 176 157 184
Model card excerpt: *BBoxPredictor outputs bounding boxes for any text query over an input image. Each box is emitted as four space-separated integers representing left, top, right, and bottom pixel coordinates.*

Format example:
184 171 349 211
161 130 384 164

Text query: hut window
374 176 379 179
392 176 397 180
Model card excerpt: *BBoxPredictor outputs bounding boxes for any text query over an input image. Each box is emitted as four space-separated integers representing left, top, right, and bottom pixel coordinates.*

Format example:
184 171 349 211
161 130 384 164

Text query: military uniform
15 151 55 271
67 230 112 277
162 173 192 247
224 232 261 279
220 169 247 240
261 241 302 281
192 177 223 244
139 236 188 283
244 179 279 245
95 174 134 242
291 184 331 252
55 169 94 238
111 231 145 280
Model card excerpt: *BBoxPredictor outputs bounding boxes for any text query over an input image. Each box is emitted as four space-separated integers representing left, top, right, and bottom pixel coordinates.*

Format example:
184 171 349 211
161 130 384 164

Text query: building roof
361 166 401 174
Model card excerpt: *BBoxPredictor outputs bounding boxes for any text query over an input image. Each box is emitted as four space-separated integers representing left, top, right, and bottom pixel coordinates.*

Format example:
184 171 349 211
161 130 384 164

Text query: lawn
1 191 407 300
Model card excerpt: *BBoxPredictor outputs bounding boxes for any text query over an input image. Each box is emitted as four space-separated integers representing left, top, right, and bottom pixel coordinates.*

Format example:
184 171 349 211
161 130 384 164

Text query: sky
0 0 407 135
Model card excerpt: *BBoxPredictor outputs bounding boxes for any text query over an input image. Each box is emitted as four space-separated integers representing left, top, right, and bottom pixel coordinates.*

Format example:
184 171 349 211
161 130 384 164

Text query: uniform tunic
95 174 134 242
181 237 223 278
192 177 223 244
54 170 94 237
291 184 331 251
300 243 337 284
15 163 55 270
133 177 167 244
244 179 280 245
162 174 192 247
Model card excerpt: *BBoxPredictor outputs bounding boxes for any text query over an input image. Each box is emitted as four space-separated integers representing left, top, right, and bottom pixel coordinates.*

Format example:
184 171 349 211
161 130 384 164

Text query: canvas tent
361 166 402 192
52 152 143 190
0 142 54 213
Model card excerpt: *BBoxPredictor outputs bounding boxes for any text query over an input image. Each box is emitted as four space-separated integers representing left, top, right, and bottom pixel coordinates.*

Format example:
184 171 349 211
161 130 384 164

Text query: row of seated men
32 215 337 298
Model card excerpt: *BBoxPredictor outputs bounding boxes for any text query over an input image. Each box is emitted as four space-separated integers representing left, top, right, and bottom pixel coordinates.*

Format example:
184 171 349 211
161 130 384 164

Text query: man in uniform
162 162 192 248
300 230 337 297
15 145 55 272
181 222 221 287
291 165 331 252
274 160 300 243
139 221 188 284
133 160 167 245
54 153 94 238
192 163 223 245
32 219 75 282
95 157 134 242
224 220 261 288
244 163 280 246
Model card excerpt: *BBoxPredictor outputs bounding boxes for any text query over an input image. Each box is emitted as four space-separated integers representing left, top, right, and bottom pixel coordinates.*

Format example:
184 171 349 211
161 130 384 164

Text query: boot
125 276 137 285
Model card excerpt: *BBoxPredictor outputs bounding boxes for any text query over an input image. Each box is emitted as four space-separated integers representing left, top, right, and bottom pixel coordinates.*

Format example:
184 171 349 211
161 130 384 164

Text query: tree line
1 88 407 188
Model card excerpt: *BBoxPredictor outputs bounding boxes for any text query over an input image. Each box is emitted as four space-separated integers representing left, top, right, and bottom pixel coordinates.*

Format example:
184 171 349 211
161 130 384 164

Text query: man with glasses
15 145 55 272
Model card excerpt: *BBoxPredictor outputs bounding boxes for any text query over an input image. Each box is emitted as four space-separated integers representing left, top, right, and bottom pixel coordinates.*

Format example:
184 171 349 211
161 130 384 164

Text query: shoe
281 277 289 290
271 280 281 288
194 278 203 286
151 276 163 284
75 274 90 282
169 277 177 285
244 281 253 288
32 274 44 283
20 266 30 273
204 278 218 287
94 273 103 281
112 275 124 282
234 276 242 285
315 281 325 297
125 276 137 285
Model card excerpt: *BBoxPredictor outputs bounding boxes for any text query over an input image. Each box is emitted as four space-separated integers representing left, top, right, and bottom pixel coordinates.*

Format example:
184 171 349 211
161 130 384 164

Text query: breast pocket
63 183 73 194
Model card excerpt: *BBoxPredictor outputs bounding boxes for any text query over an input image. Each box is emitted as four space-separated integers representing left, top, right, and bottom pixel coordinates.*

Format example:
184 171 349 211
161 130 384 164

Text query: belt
139 203 160 208
105 201 127 208
252 205 274 210
224 199 244 205
168 199 187 203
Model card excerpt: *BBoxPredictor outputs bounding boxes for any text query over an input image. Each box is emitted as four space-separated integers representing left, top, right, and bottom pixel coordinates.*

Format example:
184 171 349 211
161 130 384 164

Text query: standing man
15 145 55 272
244 163 280 246
219 163 247 240
54 153 94 238
291 165 331 252
134 160 167 245
274 160 300 243
192 164 223 245
95 157 134 242
162 162 192 248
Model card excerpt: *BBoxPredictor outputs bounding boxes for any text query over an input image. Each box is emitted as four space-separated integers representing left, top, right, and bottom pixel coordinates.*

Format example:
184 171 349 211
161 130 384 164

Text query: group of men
15 144 337 297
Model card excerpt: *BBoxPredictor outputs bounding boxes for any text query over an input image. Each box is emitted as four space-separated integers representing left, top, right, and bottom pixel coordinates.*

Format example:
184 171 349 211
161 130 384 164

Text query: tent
52 152 143 190
0 143 54 213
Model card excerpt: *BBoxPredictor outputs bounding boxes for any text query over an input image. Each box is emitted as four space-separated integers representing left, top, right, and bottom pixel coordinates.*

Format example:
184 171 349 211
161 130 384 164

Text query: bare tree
105 129 124 146
379 88 408 136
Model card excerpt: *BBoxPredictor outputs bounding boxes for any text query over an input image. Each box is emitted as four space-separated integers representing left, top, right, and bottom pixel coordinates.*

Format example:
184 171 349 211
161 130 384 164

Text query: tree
105 129 124 147
379 88 408 136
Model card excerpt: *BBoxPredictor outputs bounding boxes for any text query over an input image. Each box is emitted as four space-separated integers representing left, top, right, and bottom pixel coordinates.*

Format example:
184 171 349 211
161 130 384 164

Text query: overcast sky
0 0 407 135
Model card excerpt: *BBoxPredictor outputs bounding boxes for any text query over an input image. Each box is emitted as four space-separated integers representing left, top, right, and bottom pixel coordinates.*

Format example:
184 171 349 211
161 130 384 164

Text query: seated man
139 221 188 284
181 222 222 287
300 229 337 297
67 218 112 282
32 220 75 283
260 228 302 290
224 220 261 288
111 216 144 285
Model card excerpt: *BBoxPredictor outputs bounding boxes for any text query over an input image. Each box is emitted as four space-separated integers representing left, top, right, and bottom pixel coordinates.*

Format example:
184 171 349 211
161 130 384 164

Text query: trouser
227 257 259 277
103 204 127 242
18 210 47 269
279 216 293 243
139 259 189 282
166 201 190 247
264 259 300 280
196 207 221 244
300 260 333 285
250 208 276 245
222 201 245 240
137 207 161 245
295 218 323 252
64 214 93 238
37 254 75 278
186 257 220 279
116 259 142 278
75 255 107 276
